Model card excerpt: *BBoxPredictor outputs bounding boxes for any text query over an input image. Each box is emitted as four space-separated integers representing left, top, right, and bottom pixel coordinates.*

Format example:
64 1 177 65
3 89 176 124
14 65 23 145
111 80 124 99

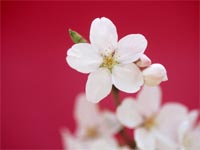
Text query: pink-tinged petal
135 128 156 150
74 93 101 131
90 17 118 53
136 54 151 67
156 103 188 139
137 86 161 118
112 63 144 93
86 68 112 103
66 43 103 73
142 63 168 86
116 98 143 128
115 34 147 64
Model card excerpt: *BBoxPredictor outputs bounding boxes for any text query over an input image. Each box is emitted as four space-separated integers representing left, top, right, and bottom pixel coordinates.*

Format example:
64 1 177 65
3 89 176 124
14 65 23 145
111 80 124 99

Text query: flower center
143 116 156 130
183 135 191 149
100 54 118 70
85 127 99 138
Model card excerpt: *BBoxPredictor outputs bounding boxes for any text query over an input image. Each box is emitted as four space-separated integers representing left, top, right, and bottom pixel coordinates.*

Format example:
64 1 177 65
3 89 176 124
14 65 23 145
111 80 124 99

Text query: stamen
183 136 191 148
143 116 156 130
85 127 98 138
100 54 118 70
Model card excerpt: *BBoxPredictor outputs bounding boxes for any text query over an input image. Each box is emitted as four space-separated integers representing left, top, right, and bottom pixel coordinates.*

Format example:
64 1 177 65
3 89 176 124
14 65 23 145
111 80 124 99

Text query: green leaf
68 29 88 43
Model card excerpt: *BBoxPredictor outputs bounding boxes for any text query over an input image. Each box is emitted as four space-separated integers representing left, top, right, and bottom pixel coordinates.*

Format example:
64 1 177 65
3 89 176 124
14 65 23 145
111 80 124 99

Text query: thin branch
111 86 136 149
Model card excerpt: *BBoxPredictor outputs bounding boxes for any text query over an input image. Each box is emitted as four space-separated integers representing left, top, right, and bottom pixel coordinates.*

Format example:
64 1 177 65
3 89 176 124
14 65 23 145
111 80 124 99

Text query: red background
1 1 199 149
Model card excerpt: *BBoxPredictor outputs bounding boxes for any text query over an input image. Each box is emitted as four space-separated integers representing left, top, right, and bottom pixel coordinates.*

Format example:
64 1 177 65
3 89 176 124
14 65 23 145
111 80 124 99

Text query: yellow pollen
85 127 98 138
143 117 156 130
101 55 117 70
183 136 191 148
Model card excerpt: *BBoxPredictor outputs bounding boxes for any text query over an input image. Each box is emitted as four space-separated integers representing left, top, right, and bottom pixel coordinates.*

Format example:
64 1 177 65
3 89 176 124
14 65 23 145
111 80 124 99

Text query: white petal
136 54 151 67
156 103 188 139
115 34 147 64
116 98 143 128
142 63 168 86
135 128 156 150
90 17 118 52
186 110 199 129
178 110 199 144
66 43 102 73
90 137 119 150
137 86 161 117
100 111 122 135
74 93 101 134
187 124 200 149
112 63 144 93
153 130 177 150
86 68 112 103
60 129 82 150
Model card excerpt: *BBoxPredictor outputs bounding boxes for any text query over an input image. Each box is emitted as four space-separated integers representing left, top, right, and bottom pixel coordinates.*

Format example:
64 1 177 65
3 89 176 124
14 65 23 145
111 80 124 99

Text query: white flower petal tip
136 54 152 67
66 43 103 73
142 63 168 86
90 17 118 52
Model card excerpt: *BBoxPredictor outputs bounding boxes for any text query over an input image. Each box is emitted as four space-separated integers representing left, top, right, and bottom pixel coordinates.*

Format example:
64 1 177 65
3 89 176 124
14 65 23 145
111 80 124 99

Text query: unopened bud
68 29 87 43
142 63 168 86
136 54 151 67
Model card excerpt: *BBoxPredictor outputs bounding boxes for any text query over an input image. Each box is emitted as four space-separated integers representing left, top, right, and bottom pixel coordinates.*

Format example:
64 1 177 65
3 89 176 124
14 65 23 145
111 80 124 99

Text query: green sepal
69 29 88 43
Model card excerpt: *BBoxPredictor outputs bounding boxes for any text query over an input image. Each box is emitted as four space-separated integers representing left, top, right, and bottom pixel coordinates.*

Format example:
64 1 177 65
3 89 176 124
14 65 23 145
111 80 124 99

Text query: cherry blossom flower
66 17 148 103
155 110 200 150
116 86 188 150
61 130 119 150
61 93 121 150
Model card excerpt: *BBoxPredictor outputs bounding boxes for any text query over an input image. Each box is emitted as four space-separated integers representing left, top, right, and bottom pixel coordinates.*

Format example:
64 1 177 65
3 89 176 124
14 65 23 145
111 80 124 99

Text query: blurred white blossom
61 93 122 150
61 130 119 150
116 86 188 150
66 17 148 103
177 110 200 150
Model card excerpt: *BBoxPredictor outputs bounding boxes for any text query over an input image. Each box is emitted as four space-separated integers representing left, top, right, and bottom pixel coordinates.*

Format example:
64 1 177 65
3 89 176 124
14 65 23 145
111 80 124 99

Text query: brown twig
111 86 136 149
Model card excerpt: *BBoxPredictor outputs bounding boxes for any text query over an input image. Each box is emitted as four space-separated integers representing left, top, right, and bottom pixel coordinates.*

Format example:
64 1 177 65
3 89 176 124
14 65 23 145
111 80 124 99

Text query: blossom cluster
61 87 200 150
66 17 167 103
64 17 200 150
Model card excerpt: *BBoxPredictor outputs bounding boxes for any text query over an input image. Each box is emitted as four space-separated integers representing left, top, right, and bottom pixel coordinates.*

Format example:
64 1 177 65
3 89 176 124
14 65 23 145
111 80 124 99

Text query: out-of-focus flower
61 129 119 150
61 93 122 150
116 86 188 150
119 147 134 150
142 63 168 86
177 110 200 150
74 93 121 139
67 17 147 103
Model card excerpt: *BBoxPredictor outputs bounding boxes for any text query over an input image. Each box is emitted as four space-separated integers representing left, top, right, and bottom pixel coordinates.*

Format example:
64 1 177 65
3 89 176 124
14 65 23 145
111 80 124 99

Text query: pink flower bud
136 54 151 67
142 63 168 86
